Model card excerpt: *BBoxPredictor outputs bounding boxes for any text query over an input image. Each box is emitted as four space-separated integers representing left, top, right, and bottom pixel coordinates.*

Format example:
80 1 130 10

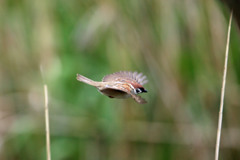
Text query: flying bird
76 71 148 104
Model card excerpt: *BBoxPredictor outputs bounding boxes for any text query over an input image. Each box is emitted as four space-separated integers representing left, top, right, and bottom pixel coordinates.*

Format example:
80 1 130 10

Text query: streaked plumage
76 71 148 104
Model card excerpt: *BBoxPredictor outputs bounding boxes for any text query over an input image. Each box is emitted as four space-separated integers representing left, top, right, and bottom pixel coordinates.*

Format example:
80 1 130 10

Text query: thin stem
214 11 233 160
44 84 51 160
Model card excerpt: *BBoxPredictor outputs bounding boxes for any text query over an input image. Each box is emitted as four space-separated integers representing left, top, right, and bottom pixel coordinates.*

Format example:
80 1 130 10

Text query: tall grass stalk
214 11 233 160
44 84 51 160
41 65 51 160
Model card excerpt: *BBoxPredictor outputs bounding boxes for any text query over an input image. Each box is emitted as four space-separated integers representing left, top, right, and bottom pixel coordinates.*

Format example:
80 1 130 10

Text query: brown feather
102 71 148 85
100 82 147 104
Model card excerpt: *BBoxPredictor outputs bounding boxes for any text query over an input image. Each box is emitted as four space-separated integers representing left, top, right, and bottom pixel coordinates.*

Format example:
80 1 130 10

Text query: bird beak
142 89 147 93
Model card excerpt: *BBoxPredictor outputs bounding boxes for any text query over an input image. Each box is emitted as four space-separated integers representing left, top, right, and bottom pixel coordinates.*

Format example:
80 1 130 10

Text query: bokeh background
1 0 240 160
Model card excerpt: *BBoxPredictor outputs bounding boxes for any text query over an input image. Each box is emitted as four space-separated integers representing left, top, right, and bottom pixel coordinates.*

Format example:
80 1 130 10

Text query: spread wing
102 71 148 85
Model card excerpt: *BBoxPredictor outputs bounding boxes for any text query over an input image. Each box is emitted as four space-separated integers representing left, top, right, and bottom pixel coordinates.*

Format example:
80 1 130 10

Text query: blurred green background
1 0 240 159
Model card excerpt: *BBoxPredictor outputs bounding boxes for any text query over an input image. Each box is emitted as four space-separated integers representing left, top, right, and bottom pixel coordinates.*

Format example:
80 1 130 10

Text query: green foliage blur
1 0 240 160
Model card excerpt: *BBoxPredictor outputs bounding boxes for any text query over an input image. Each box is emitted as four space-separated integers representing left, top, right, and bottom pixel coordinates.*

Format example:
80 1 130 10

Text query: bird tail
76 74 97 86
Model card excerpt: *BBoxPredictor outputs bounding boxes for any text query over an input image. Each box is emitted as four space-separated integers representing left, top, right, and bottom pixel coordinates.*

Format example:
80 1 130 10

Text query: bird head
130 83 147 95
135 87 147 94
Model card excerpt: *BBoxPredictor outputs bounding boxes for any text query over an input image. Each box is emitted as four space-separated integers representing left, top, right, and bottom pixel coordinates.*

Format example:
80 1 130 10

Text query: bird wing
101 84 147 104
129 93 147 104
102 71 148 85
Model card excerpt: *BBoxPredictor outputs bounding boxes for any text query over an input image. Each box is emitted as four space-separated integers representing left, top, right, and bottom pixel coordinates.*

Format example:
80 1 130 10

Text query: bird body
76 71 148 104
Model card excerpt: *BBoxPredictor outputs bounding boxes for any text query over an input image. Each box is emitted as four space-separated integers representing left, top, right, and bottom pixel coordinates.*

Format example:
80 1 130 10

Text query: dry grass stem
214 11 233 160
44 84 51 160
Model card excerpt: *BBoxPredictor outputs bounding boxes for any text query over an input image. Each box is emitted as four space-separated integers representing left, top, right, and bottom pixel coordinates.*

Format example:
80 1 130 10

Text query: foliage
0 0 240 159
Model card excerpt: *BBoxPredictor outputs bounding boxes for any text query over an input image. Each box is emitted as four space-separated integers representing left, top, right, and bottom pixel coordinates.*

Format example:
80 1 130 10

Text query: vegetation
0 0 240 159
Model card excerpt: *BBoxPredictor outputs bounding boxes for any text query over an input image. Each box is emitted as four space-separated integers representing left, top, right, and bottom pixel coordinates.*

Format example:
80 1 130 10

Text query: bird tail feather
76 74 98 86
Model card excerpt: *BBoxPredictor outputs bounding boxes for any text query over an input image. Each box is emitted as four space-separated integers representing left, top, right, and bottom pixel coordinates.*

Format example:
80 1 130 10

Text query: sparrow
76 71 148 104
